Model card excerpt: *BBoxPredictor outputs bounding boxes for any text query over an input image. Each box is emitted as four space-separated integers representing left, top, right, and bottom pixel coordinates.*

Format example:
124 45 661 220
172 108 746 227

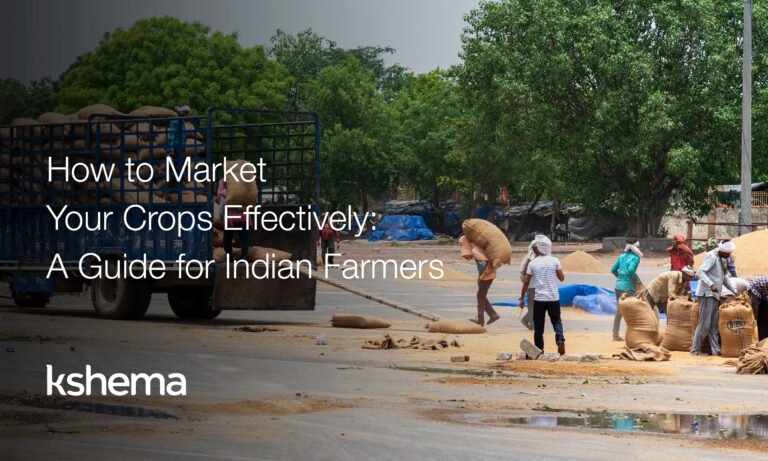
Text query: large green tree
393 70 461 210
306 57 397 211
459 0 760 236
55 17 289 115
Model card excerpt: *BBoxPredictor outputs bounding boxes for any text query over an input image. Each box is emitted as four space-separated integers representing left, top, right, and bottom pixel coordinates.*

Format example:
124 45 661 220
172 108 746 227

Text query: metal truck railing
0 108 320 318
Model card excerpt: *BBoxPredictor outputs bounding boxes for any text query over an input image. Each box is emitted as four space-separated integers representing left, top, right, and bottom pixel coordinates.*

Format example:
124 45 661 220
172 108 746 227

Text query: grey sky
1 0 481 83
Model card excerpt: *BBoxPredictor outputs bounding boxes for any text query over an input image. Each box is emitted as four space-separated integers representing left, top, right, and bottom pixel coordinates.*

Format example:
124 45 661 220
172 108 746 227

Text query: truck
0 107 320 319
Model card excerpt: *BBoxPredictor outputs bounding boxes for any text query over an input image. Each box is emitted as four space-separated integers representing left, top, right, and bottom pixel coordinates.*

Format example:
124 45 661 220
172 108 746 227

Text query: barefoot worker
519 236 566 355
460 235 500 327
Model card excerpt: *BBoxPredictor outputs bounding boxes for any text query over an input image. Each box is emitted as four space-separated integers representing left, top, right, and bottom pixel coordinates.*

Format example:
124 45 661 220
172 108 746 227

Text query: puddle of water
0 394 177 420
507 411 768 439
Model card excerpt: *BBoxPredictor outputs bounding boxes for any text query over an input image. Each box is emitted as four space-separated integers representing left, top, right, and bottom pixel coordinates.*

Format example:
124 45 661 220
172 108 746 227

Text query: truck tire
91 261 152 319
13 292 49 308
168 286 220 319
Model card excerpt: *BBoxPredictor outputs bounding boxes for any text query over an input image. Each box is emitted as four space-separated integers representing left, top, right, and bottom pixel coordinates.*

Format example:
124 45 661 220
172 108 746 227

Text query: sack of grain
661 295 696 351
38 112 72 137
461 219 512 269
224 159 259 206
77 104 122 121
247 246 292 262
619 293 660 348
212 229 224 247
332 314 391 329
129 106 177 118
138 147 168 161
12 118 44 137
213 246 241 263
428 319 486 334
107 178 166 204
719 293 757 358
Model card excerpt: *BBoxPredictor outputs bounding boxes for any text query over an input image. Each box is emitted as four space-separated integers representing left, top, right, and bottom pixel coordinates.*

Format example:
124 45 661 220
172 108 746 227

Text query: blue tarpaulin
368 215 436 242
494 284 616 315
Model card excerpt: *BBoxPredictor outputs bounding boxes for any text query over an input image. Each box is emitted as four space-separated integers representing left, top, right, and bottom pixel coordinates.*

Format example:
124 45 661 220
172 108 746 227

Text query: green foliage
0 77 55 124
393 70 462 206
458 0 756 236
55 17 289 116
306 57 397 210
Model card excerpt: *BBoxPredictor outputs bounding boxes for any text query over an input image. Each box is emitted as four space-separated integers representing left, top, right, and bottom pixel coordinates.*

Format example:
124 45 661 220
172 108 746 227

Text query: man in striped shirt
520 236 566 355
748 276 768 341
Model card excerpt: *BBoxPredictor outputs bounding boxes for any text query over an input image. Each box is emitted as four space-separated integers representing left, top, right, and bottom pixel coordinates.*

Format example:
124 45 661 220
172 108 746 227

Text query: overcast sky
1 0 482 83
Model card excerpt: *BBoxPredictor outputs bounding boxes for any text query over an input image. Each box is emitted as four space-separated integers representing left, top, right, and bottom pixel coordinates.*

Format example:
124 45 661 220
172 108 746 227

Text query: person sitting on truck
216 178 249 261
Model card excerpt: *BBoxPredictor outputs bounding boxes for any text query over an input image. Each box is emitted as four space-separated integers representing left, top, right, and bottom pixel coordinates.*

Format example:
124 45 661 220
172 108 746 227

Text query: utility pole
740 0 753 235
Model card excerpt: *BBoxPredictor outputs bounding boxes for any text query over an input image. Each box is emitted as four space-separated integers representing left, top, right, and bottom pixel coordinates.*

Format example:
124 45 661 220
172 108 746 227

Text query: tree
306 57 397 211
55 17 289 116
393 70 461 211
0 77 55 124
459 1 755 236
269 28 411 110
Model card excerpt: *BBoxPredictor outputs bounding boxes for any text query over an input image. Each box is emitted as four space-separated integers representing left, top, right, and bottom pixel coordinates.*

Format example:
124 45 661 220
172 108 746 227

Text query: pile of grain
693 230 768 276
560 250 608 274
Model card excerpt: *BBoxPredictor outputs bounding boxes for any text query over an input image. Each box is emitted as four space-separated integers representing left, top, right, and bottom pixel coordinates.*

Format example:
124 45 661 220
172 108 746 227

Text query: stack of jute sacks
460 219 512 268
1 103 207 206
647 292 756 357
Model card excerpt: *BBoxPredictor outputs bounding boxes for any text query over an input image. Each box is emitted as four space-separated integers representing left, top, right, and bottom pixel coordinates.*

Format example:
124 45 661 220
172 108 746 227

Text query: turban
681 266 695 277
718 241 736 254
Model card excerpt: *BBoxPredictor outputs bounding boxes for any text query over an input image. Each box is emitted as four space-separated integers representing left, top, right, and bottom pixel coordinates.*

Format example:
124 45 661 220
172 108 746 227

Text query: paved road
2 252 766 460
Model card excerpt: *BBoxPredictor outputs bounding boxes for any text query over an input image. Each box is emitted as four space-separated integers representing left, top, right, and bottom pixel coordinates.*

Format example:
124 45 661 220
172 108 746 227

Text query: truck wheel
13 292 49 308
91 261 152 320
168 286 220 319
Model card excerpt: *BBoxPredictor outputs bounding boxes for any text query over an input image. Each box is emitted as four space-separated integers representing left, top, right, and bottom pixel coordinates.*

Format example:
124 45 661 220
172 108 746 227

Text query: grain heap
560 250 608 274
693 229 768 276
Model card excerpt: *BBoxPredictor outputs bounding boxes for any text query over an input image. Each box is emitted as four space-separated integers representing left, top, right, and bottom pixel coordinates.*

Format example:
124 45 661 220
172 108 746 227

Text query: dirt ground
2 241 768 460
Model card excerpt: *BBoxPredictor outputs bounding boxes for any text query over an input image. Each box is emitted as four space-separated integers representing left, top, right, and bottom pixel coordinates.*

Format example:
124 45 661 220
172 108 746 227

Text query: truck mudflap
212 262 316 310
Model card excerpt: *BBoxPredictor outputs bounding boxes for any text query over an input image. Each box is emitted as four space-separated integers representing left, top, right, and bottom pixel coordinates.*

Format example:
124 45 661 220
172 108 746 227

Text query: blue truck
0 108 320 319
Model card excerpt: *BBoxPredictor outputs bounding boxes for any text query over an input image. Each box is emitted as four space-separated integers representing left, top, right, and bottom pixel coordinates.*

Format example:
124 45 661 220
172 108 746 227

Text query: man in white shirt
519 236 566 355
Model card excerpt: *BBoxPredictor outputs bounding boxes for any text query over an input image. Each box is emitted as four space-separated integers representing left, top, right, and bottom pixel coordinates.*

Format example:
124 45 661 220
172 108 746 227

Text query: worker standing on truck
216 178 249 261
317 218 340 264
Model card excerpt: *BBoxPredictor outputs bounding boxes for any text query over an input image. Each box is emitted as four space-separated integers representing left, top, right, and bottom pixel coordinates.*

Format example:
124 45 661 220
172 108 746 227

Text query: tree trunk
433 180 441 233
550 195 560 235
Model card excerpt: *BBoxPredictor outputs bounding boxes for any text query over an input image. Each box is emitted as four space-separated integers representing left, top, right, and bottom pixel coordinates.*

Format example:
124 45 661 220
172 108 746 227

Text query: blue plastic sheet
572 294 617 315
368 215 436 242
494 284 615 312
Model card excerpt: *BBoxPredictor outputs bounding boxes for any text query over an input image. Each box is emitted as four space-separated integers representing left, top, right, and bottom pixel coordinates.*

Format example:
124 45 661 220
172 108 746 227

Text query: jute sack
129 106 177 118
461 219 512 269
247 246 292 262
332 314 391 329
77 104 122 120
38 112 71 136
12 118 44 137
719 293 757 358
619 293 659 348
213 246 241 263
428 319 486 334
224 159 259 207
212 228 224 247
661 294 696 351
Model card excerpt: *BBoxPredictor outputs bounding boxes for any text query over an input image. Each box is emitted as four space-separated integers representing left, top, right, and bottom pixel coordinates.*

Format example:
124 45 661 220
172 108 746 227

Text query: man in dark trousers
519 236 567 355
748 276 768 341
